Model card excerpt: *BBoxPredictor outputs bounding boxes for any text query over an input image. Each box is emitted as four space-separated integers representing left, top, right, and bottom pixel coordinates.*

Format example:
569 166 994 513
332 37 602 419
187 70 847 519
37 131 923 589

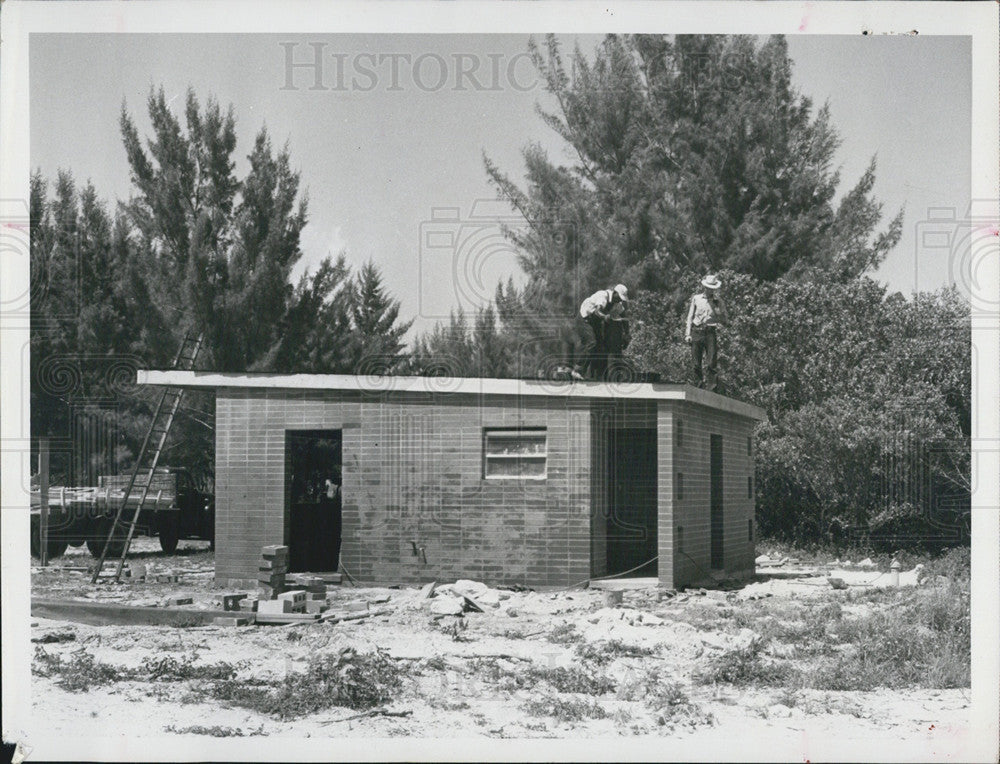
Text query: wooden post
39 438 50 567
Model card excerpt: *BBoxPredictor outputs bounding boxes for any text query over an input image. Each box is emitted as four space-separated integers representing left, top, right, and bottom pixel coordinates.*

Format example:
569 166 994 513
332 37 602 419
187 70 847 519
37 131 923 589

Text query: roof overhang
137 370 767 421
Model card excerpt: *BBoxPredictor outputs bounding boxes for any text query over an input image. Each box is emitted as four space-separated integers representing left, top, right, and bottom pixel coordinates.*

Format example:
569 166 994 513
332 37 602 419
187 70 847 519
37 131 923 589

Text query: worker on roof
685 274 728 392
579 284 628 379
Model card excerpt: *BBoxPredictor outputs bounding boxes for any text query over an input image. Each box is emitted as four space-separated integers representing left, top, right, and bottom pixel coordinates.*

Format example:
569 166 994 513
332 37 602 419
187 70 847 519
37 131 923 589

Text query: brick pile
258 545 288 599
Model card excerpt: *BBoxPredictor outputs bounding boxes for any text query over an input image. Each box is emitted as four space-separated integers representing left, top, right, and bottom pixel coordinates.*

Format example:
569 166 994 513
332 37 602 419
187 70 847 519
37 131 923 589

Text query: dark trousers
691 326 718 391
583 314 607 378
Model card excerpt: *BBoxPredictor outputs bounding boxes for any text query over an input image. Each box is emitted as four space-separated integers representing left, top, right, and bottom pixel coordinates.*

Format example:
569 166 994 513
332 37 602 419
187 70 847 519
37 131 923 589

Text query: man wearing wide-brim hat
685 274 728 392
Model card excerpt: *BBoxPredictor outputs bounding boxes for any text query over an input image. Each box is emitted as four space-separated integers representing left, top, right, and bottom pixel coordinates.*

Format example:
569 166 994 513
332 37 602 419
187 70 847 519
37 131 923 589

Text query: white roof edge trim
137 370 767 421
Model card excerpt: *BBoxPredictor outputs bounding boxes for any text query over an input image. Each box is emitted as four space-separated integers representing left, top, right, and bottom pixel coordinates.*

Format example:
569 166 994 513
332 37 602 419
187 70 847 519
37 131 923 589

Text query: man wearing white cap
579 284 629 378
685 274 728 391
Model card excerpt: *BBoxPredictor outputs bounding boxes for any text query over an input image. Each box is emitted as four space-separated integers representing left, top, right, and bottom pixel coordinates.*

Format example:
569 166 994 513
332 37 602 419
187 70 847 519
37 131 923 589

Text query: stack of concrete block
257 598 293 615
258 545 289 599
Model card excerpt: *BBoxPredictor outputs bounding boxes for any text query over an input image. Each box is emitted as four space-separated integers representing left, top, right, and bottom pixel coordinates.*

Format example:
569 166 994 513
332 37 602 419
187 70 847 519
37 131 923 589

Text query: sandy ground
26 539 973 760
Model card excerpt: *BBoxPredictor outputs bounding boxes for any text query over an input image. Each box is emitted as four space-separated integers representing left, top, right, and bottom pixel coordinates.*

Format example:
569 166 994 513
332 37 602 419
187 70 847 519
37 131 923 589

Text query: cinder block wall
215 388 593 587
664 400 757 588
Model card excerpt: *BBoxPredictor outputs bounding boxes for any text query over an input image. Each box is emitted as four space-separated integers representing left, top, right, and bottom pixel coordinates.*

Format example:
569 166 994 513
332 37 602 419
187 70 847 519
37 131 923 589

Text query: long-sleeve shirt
686 292 728 334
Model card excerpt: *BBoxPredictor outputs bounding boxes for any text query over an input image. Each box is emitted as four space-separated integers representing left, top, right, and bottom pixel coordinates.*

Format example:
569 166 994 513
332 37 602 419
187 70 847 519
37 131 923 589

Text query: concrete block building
139 372 766 589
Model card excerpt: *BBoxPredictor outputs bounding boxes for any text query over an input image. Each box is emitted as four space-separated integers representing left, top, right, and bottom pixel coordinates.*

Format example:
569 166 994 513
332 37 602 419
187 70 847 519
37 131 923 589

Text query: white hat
613 284 628 301
701 274 722 290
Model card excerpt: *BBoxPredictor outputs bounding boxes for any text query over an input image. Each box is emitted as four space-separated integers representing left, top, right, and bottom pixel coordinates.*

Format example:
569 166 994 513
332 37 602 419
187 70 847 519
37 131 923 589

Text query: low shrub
33 648 128 692
546 623 583 644
694 638 794 687
575 640 656 666
209 648 403 720
522 694 608 723
470 657 615 696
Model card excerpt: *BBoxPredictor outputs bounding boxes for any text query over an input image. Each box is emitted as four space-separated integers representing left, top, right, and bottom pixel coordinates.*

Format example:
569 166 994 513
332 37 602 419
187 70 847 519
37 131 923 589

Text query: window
676 472 684 501
483 428 547 479
747 475 753 499
676 419 684 448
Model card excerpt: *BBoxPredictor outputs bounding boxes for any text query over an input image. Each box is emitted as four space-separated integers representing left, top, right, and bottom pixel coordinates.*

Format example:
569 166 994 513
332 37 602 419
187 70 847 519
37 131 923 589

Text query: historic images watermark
280 42 539 93
278 40 764 95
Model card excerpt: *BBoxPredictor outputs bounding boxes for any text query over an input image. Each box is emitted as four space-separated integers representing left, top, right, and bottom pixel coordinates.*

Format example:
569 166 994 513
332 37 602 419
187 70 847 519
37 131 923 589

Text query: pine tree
482 34 903 339
350 261 413 371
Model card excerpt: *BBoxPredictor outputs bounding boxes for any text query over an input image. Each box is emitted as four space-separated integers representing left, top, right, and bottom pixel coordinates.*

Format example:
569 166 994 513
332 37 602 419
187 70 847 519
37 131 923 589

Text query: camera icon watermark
418 201 579 322
913 200 999 325
1 197 81 322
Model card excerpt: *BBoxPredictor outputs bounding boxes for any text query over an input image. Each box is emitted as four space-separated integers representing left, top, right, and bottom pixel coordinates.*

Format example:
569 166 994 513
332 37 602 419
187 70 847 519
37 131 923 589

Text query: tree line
30 34 970 548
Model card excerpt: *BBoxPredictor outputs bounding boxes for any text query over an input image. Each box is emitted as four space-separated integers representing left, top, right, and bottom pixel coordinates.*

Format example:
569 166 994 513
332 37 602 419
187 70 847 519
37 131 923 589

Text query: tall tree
31 87 414 485
476 34 902 365
350 261 414 370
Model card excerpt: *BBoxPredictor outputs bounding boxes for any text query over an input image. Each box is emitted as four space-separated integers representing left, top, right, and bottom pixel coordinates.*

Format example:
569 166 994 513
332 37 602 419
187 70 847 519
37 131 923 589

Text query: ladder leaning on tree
90 332 204 584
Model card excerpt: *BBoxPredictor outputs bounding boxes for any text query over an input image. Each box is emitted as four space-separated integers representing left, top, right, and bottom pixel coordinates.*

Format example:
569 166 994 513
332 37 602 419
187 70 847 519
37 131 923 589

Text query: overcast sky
30 34 971 336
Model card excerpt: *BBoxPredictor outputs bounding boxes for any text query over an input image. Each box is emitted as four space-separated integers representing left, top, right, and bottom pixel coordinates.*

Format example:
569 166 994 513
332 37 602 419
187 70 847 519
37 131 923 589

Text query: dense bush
628 272 970 549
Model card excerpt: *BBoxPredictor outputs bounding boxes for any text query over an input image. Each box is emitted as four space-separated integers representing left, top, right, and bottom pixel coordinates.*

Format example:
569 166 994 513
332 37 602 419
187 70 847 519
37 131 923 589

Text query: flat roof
137 370 767 421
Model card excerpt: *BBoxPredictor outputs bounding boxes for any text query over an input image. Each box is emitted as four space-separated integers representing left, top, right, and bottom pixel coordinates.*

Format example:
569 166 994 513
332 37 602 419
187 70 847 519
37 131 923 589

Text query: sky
29 33 971 337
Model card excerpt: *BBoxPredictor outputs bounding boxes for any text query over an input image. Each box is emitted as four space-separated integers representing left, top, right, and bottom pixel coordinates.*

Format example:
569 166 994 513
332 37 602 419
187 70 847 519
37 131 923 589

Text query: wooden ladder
90 332 204 583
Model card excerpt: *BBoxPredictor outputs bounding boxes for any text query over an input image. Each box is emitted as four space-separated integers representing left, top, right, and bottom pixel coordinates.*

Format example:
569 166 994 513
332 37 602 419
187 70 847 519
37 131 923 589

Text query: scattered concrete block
278 590 307 612
420 581 437 599
129 563 147 580
827 577 848 590
239 598 259 612
218 594 247 611
261 545 289 559
258 599 293 615
304 600 328 614
603 590 624 608
154 574 180 583
164 597 193 607
213 616 252 627
307 592 327 601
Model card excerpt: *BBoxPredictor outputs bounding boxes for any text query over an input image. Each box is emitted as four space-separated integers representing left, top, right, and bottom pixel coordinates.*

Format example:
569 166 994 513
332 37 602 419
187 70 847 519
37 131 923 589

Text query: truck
30 467 214 560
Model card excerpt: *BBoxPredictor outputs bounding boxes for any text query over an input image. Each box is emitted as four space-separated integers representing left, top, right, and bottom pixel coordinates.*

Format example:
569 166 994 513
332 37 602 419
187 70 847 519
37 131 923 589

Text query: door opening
286 430 342 573
606 428 657 576
710 433 724 569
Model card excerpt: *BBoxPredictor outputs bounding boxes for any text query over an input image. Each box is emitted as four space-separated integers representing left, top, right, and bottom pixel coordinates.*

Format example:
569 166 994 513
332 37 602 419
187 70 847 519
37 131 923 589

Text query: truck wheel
30 517 69 560
158 515 180 555
87 522 126 559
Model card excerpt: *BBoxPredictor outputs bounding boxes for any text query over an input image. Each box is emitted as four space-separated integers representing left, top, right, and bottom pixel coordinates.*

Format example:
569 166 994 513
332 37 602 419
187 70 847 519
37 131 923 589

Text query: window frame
482 427 548 480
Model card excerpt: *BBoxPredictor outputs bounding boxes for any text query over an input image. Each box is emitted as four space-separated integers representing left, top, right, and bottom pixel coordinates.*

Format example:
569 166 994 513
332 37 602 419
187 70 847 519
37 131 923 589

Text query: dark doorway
606 428 657 576
286 430 342 573
710 433 724 569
